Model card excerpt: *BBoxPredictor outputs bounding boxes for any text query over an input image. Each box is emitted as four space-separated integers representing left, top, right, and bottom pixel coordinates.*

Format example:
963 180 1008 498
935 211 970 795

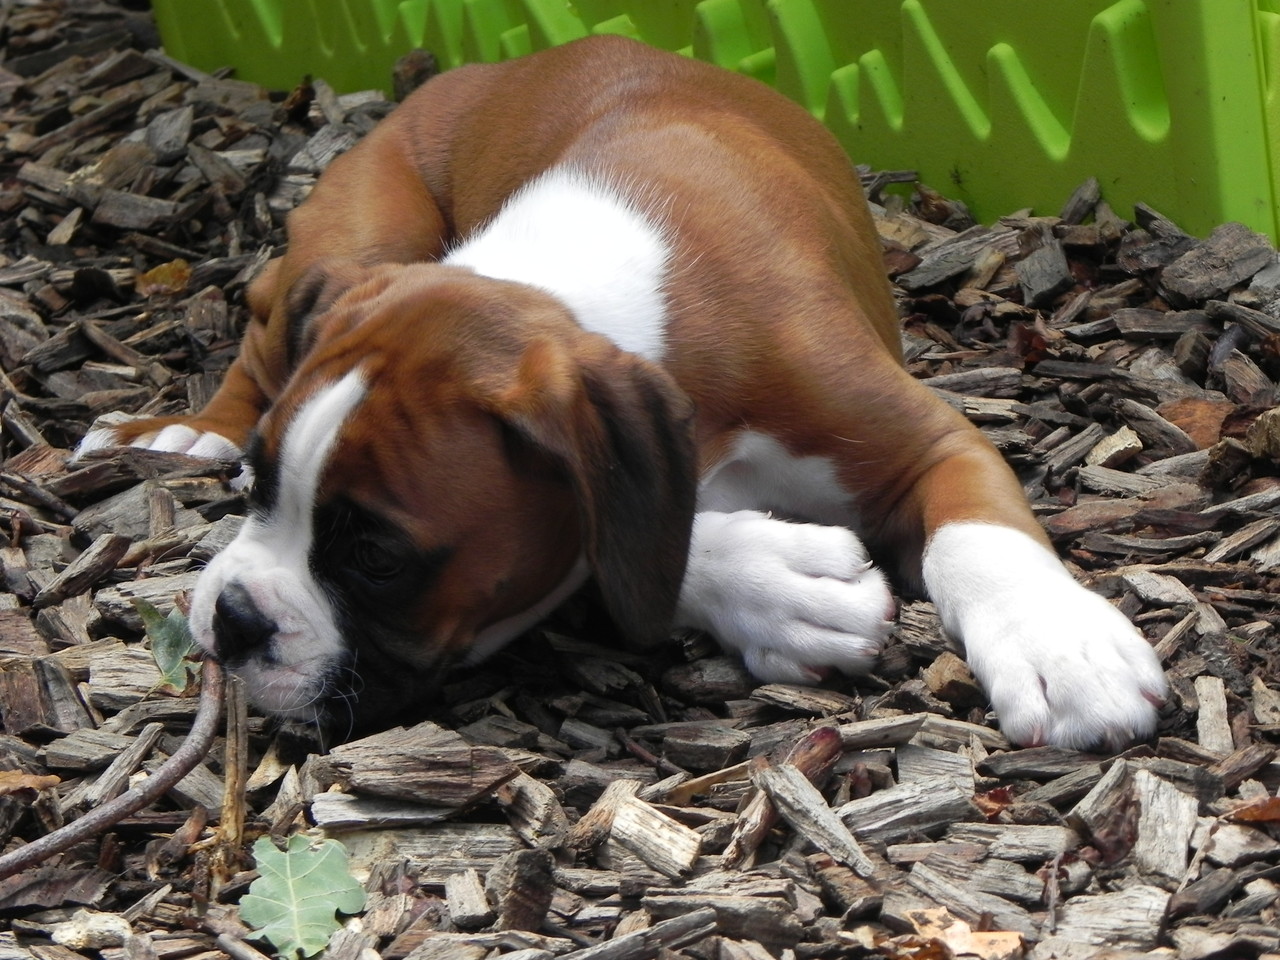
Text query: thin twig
614 727 689 778
0 658 225 881
0 471 79 522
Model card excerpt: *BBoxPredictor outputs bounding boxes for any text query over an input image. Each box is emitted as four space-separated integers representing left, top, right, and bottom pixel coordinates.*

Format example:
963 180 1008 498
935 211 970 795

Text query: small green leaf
134 598 197 693
240 835 366 959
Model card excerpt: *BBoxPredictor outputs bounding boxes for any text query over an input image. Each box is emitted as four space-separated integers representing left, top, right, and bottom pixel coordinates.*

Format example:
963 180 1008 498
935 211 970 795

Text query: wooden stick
0 658 224 880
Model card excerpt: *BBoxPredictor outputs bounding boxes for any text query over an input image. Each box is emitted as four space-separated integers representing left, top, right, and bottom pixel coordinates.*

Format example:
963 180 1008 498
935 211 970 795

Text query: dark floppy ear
496 337 698 648
278 260 373 368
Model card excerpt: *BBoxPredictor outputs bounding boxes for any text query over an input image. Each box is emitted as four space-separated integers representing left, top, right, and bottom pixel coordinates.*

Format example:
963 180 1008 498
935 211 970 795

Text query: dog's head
191 262 697 733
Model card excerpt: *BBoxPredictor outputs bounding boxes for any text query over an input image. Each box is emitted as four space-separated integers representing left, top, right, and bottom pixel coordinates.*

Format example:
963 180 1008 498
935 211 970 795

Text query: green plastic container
150 0 1280 241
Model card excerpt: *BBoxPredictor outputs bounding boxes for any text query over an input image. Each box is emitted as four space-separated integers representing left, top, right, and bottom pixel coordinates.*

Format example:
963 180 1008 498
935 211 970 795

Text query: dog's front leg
675 510 895 684
77 105 452 466
911 445 1169 750
77 320 275 466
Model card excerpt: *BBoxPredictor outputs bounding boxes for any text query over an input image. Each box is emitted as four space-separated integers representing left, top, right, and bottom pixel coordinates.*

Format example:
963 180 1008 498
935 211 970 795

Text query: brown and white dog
80 35 1167 747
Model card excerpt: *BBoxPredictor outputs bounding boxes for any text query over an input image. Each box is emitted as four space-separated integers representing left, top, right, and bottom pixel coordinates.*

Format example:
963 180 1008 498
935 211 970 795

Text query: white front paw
677 510 895 684
76 417 249 489
976 585 1166 750
77 421 241 461
924 523 1168 750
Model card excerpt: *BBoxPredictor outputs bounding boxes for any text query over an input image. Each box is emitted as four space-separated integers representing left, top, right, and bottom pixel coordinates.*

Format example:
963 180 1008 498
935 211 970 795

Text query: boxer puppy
79 35 1167 747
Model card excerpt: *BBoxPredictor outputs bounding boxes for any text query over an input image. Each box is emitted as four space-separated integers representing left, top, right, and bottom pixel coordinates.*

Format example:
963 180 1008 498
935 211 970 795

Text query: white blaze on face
188 370 368 718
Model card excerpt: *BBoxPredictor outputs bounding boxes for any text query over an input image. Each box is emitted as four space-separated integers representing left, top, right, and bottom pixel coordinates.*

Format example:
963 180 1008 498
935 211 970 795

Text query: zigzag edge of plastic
150 0 1279 240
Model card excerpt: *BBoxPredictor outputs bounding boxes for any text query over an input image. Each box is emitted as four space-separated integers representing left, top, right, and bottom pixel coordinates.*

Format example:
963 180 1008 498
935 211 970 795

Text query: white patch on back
186 370 368 718
444 166 671 361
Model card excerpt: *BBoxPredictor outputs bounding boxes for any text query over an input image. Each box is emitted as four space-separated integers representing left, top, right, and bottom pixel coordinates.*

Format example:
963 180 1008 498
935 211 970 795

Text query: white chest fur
698 430 855 525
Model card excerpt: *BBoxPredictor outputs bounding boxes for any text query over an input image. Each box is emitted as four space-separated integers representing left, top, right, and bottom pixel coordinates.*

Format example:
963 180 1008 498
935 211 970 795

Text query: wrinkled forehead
250 369 368 517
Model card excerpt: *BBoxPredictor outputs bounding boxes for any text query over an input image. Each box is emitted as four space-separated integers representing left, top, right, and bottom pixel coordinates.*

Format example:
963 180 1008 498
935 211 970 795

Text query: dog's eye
352 539 404 584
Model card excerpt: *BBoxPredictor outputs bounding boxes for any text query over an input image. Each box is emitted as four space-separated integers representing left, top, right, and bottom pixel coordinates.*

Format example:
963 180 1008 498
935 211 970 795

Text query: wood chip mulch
2 4 1279 959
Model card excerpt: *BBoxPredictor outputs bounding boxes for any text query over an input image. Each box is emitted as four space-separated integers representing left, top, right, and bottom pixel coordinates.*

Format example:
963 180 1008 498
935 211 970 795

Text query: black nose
212 581 276 662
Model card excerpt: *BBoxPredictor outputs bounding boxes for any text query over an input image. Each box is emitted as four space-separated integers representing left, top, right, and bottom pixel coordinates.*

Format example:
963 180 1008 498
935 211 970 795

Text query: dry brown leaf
873 934 952 960
0 770 61 796
1227 795 1280 822
136 258 192 296
889 907 1025 960
973 785 1017 819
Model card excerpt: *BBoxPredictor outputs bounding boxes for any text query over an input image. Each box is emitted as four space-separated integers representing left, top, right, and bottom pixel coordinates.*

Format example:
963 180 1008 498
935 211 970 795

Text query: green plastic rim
150 0 1280 241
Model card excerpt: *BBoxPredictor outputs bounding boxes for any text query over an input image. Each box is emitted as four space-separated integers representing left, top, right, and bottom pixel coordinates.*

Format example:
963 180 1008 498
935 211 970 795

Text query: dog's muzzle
211 580 277 662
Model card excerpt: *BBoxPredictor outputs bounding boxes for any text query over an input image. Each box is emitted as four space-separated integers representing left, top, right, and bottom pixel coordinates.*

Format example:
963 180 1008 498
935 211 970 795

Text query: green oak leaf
134 597 198 693
240 834 366 959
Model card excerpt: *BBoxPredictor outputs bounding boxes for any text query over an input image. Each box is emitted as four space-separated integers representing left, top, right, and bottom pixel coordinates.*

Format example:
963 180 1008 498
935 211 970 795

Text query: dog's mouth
227 653 343 722
223 641 448 738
